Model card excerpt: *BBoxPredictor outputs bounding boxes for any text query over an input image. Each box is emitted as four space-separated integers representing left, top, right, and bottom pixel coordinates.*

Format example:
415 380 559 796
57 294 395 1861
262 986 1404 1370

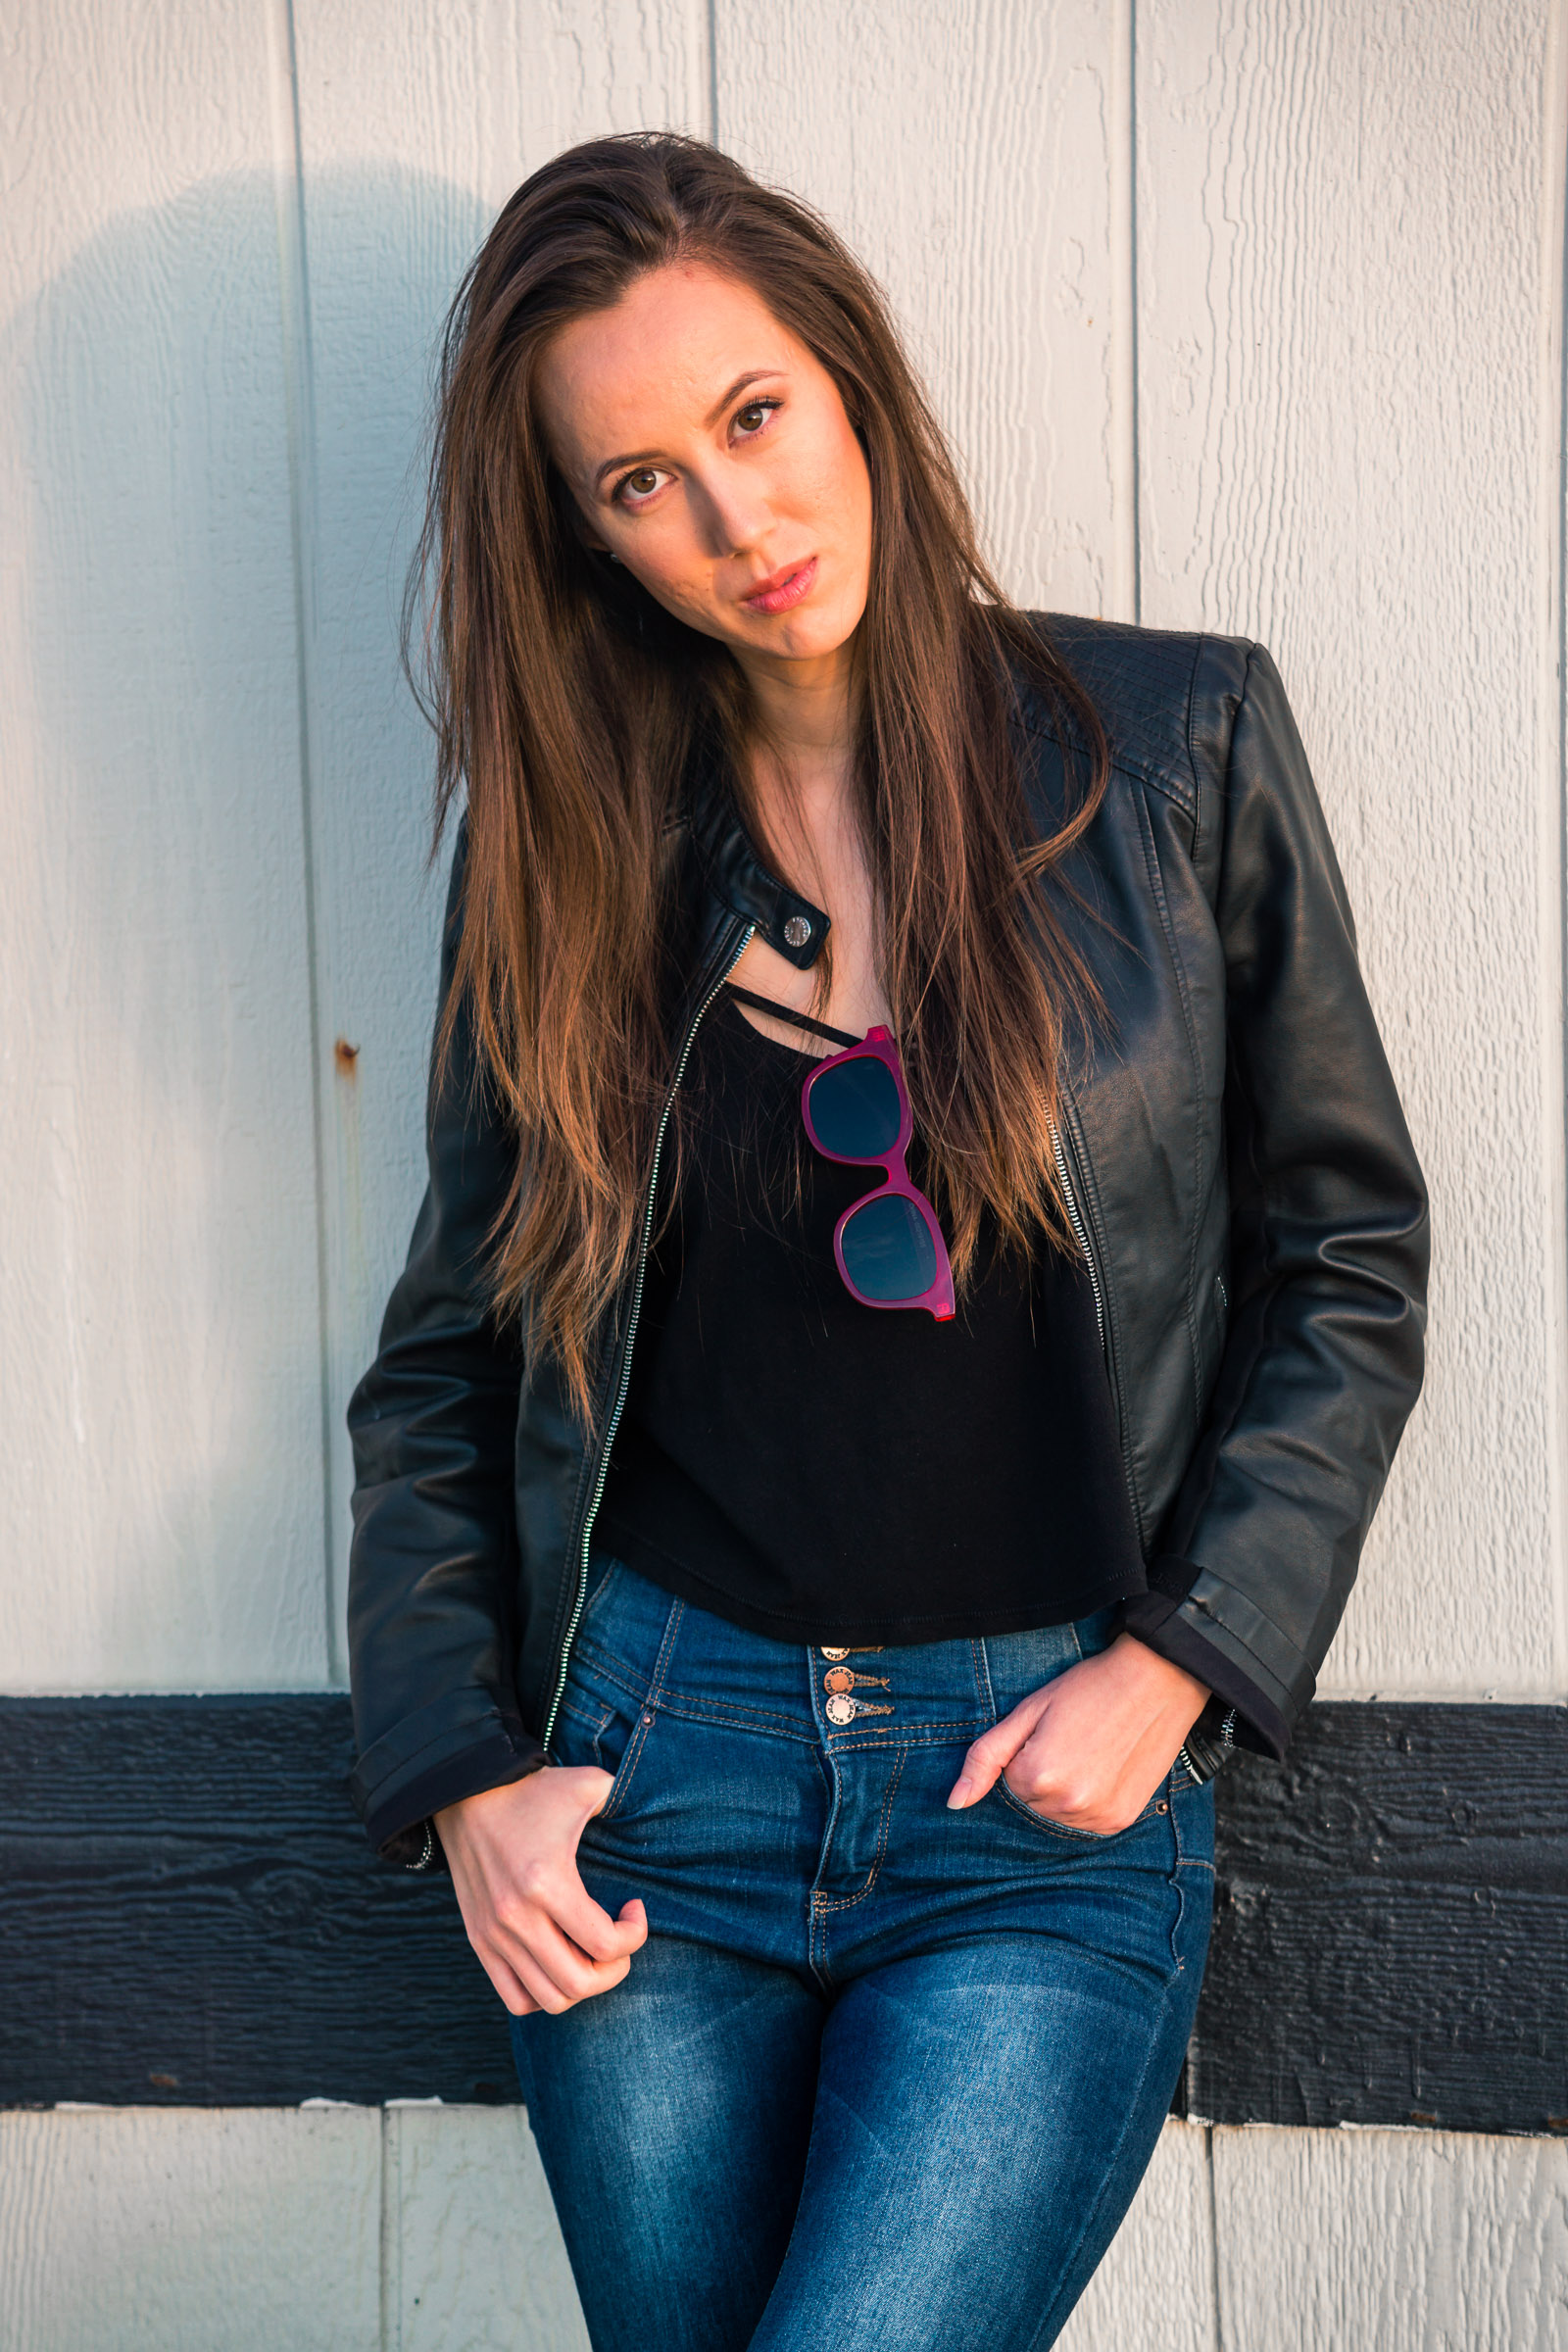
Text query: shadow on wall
2 166 480 1689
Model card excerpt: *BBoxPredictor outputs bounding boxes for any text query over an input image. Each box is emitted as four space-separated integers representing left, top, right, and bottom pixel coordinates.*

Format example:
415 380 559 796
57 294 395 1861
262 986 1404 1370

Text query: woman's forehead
536 265 798 475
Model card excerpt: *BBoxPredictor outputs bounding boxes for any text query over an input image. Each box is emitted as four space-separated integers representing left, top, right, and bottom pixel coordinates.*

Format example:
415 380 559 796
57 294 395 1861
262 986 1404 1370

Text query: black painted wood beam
1 1695 1563 2132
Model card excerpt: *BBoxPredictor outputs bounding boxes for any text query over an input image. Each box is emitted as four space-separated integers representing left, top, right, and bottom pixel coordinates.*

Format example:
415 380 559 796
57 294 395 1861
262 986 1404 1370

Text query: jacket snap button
783 914 811 948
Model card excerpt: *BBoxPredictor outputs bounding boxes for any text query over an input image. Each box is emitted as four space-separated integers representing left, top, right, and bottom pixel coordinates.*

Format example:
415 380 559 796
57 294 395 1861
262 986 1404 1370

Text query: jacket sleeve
1121 641 1430 1757
346 814 545 1862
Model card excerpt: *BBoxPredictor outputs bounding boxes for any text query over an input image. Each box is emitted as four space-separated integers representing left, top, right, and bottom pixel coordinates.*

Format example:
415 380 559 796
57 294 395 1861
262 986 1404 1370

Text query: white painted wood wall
3 1 1564 2343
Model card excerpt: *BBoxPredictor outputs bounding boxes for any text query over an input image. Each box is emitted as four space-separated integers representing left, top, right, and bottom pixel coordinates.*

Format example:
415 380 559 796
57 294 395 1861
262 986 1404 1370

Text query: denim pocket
556 1678 652 1824
992 1774 1165 1843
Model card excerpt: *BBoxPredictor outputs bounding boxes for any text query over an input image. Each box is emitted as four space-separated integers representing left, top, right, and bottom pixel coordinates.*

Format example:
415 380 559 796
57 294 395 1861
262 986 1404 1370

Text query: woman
348 134 1427 2349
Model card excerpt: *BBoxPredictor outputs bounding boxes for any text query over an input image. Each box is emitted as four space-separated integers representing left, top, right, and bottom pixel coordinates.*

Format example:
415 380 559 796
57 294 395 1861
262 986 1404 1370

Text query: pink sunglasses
727 983 955 1319
801 1028 956 1320
728 978 958 1326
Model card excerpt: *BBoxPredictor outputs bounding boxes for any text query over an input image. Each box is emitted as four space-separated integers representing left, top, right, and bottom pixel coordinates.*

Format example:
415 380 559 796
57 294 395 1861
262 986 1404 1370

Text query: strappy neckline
723 981 861 1053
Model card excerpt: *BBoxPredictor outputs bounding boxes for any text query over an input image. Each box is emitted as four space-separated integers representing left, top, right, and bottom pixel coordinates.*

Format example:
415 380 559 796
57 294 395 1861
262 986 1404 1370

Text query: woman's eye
733 399 780 438
615 466 668 508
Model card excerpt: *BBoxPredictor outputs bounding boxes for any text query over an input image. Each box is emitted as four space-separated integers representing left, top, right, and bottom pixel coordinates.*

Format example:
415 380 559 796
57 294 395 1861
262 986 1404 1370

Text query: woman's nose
689 464 773 560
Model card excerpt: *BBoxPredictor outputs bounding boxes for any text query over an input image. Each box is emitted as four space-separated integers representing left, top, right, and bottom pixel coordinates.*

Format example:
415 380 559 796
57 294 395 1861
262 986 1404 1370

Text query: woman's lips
740 556 818 615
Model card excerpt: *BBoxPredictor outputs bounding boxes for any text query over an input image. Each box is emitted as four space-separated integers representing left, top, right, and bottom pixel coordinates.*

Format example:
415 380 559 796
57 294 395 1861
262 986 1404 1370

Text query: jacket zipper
540 919 756 1755
1051 1116 1105 1355
1052 1102 1143 1545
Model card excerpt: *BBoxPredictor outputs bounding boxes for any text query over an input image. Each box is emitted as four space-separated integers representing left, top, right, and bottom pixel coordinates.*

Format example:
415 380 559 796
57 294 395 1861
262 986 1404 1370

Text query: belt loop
639 1592 686 1719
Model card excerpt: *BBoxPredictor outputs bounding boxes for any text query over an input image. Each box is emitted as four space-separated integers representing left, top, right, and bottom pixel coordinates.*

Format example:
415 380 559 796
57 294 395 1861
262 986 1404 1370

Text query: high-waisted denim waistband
569 1548 1123 1754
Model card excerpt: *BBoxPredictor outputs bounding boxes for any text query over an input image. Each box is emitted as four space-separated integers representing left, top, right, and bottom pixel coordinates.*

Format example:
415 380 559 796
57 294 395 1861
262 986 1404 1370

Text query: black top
597 984 1147 1646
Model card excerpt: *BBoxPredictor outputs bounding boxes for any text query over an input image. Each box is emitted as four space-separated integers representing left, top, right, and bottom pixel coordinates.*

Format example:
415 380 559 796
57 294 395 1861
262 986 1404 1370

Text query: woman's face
536 263 873 677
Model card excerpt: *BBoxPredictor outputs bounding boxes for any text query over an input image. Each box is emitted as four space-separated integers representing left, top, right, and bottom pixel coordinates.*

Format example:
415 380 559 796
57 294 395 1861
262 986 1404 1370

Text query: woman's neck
735 641 858 843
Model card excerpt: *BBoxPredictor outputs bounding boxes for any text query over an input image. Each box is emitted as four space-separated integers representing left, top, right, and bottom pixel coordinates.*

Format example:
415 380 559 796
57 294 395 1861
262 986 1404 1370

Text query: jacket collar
680 731 829 972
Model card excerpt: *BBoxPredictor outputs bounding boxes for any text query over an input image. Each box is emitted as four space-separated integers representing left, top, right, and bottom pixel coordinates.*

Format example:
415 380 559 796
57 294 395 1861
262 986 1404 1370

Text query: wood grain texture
386 2111 1215 2352
0 1697 515 2106
388 2103 589 2352
1213 2123 1568 2351
6 1694 1564 2135
0 2108 381 2351
286 0 708 1674
1057 2120 1216 2352
1134 0 1565 1700
0 1 328 1688
5 2106 1565 2350
1193 1703 1568 2134
714 0 1134 619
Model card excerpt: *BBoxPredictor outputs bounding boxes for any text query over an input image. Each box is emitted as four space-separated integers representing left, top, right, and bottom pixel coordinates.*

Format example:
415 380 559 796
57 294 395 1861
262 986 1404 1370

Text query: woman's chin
729 601 864 671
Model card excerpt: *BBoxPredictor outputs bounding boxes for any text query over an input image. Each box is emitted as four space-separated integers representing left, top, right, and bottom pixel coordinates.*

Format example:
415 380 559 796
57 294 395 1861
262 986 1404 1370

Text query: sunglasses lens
840 1192 938 1302
807 1054 903 1158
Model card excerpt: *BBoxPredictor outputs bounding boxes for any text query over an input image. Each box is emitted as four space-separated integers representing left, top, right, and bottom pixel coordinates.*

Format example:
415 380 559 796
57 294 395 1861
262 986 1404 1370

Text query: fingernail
947 1777 972 1810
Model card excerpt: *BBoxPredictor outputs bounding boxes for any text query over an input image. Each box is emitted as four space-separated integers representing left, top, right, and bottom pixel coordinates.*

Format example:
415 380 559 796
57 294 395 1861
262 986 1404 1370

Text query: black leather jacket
347 616 1429 1860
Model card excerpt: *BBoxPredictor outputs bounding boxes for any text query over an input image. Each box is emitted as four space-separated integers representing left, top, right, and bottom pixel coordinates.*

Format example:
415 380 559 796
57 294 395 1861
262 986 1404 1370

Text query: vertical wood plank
1135 0 1564 1698
0 2109 381 2352
285 0 709 1669
1212 2124 1568 2350
388 2103 589 2351
714 0 1131 618
1056 2120 1217 2351
0 0 327 1688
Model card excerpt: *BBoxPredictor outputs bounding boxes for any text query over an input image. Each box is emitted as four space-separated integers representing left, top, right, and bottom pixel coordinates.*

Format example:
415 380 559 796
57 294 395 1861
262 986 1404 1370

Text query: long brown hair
408 133 1109 1423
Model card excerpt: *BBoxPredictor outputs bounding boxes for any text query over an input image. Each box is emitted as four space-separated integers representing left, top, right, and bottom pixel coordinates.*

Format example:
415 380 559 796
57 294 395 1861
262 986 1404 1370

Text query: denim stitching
992 1777 1158 1843
595 1592 684 1826
823 1718 990 1747
972 1635 999 1724
807 1754 845 1987
652 1692 820 1737
813 1746 906 1916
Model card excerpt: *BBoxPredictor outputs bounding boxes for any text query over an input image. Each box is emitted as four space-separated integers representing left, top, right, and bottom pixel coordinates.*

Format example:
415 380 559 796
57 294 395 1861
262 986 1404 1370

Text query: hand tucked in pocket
946 1633 1209 1835
437 1767 648 2017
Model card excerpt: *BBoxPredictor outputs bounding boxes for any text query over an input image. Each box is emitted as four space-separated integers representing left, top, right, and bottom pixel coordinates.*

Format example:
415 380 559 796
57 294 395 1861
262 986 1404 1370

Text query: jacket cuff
351 1687 546 1861
363 1733 547 1866
1122 1555 1298 1759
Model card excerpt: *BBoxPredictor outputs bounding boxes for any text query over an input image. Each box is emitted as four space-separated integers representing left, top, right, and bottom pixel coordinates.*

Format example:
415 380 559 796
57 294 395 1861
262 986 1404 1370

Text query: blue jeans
511 1557 1215 2352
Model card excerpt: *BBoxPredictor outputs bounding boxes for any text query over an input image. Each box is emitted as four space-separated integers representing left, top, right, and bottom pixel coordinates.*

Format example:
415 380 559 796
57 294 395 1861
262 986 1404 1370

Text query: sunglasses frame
800 1026 956 1321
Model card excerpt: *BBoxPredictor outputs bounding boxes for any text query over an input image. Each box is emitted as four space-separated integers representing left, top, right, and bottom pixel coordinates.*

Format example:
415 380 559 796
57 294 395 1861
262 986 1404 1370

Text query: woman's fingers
549 1884 648 1966
499 1910 635 2011
439 1769 653 2015
947 1690 1052 1807
477 1943 541 2019
487 1879 646 2010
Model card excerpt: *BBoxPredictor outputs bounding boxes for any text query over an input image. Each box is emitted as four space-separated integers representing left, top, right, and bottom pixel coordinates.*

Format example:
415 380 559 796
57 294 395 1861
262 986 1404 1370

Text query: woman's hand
435 1768 648 2017
947 1634 1210 1835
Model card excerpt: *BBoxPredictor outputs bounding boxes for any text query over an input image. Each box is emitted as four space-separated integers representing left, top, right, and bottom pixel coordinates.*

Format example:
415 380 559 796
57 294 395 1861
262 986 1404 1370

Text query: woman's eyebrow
590 368 785 493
